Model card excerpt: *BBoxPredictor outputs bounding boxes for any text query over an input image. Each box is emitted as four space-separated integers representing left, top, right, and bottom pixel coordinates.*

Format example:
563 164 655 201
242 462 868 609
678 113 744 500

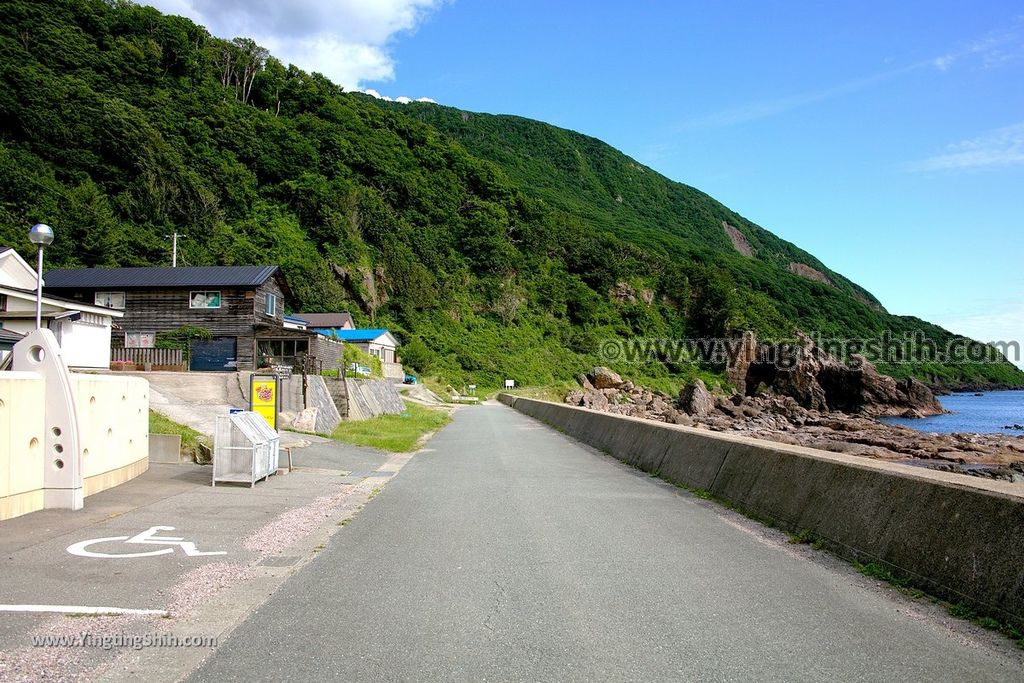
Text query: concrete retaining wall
304 375 342 433
499 394 1024 627
345 379 404 421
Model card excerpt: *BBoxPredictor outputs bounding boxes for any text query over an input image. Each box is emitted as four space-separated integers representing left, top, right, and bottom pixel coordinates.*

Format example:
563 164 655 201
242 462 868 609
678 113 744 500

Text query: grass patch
149 410 204 461
854 562 1024 649
853 561 911 588
330 401 451 452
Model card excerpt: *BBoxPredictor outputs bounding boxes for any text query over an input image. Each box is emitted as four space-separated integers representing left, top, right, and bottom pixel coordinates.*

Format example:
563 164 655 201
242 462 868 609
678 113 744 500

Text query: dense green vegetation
1 0 1020 389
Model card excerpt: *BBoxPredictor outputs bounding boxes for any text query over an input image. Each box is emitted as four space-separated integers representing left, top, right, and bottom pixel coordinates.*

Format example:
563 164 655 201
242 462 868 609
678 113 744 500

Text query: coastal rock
576 374 595 391
741 332 943 417
725 331 758 395
587 367 623 390
580 390 610 411
679 379 714 416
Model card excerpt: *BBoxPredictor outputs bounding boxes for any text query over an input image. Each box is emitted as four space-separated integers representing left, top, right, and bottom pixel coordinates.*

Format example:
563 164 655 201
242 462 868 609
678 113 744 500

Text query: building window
126 332 156 348
95 291 125 309
265 292 277 317
189 291 222 309
256 338 309 366
0 294 6 312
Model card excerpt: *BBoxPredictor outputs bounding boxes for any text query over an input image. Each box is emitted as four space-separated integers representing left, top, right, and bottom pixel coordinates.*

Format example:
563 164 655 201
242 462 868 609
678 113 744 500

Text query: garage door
189 337 238 372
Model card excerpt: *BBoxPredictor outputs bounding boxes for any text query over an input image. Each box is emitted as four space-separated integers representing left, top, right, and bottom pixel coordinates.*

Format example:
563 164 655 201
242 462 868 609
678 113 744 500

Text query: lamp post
28 223 54 330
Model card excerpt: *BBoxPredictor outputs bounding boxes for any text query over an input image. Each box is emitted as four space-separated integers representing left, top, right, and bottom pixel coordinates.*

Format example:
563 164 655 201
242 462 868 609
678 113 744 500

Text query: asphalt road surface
190 403 1022 682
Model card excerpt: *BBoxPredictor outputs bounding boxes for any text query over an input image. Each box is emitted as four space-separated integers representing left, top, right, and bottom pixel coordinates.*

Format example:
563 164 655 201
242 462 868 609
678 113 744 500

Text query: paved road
191 404 1022 682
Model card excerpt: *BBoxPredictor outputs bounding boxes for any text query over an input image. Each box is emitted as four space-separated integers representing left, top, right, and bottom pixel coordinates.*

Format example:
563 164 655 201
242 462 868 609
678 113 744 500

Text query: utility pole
166 233 182 267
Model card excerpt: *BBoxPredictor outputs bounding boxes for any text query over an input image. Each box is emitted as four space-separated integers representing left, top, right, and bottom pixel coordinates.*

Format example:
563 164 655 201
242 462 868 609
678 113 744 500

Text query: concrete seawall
499 394 1024 627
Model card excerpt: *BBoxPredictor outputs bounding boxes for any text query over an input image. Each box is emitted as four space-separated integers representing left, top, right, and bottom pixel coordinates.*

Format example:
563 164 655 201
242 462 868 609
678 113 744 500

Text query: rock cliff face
788 262 833 286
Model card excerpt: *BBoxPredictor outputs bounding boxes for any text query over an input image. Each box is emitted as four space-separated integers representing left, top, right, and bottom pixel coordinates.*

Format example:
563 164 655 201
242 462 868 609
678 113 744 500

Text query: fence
111 348 184 368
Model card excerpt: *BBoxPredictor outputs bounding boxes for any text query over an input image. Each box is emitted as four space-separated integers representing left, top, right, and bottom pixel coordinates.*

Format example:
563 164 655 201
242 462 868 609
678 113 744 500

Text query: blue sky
148 1 1024 363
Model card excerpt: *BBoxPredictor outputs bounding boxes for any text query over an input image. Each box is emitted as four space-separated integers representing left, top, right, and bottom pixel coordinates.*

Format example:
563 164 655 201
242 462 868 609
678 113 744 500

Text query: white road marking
67 526 226 559
0 604 169 616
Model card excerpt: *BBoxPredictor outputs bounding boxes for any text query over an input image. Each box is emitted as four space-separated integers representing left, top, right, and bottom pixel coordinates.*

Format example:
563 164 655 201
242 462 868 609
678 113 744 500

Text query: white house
0 248 122 369
323 328 400 363
319 327 405 379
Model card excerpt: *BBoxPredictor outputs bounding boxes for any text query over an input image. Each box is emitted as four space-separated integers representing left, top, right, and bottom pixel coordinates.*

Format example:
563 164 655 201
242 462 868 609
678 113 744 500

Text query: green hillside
0 0 1020 390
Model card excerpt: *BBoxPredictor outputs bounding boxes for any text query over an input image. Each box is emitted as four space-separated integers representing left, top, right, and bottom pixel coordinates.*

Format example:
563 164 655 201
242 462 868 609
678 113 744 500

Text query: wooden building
44 265 339 371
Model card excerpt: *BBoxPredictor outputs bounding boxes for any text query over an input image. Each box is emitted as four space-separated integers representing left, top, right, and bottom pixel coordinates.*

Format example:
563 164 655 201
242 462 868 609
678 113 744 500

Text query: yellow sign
250 374 279 430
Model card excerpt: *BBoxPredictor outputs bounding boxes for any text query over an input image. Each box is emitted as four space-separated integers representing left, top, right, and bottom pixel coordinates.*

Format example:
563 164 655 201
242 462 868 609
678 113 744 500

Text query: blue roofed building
317 328 400 364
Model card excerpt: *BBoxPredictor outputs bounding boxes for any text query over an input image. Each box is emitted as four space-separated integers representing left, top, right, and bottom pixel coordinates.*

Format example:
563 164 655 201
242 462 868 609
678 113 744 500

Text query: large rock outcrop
740 332 944 417
679 379 714 417
586 367 623 390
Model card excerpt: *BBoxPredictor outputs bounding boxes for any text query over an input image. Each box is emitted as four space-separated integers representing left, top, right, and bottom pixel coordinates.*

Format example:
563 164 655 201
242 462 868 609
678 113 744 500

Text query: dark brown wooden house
44 265 335 371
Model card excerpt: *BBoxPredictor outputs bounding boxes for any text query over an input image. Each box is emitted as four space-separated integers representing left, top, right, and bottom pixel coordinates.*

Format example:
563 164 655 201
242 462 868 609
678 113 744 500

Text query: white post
172 233 178 267
35 246 43 330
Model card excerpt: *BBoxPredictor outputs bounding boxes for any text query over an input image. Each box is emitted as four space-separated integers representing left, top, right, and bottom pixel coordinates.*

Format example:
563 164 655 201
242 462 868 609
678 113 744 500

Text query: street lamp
28 223 54 330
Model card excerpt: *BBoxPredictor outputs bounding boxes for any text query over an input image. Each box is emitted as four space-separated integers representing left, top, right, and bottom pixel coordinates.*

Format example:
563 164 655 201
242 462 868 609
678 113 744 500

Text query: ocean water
881 390 1024 435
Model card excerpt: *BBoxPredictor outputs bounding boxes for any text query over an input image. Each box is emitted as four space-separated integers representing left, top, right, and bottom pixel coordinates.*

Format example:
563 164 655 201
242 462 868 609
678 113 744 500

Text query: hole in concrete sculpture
54 459 64 470
52 427 61 437
90 396 96 405
83 448 89 457
29 346 45 363
0 398 5 408
107 428 113 437
54 443 63 454
29 437 39 449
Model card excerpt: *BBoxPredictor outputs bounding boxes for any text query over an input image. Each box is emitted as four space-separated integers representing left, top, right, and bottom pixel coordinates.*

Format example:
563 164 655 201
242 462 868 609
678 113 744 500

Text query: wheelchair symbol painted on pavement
66 526 226 559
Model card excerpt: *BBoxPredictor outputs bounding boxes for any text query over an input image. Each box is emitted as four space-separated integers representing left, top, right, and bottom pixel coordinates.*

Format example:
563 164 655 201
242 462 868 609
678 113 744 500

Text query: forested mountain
1 0 1020 389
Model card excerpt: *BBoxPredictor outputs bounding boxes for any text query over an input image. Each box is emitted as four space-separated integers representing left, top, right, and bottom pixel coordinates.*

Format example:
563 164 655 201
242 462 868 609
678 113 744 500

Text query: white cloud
356 88 437 104
142 0 444 90
905 122 1024 172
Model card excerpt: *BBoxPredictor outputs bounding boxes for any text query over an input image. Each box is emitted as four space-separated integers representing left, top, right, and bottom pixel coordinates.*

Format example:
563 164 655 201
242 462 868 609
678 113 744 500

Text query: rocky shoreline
564 336 1024 483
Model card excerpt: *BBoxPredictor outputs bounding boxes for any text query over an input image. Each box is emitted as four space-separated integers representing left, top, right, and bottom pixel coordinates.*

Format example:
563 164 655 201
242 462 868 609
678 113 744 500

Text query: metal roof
295 312 354 328
318 328 397 345
43 265 281 290
0 328 24 344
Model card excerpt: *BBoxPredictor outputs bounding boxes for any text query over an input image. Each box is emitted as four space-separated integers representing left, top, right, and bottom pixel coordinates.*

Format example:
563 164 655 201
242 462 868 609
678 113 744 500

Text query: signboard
504 379 515 389
249 374 280 431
